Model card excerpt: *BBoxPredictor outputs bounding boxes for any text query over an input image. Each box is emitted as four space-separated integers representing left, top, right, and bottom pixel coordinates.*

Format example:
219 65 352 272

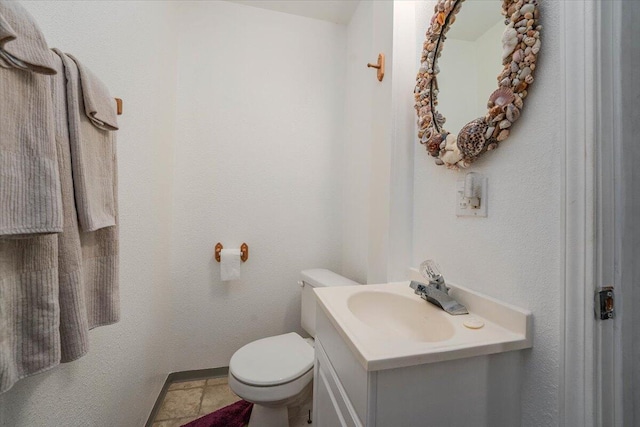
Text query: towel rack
115 98 123 115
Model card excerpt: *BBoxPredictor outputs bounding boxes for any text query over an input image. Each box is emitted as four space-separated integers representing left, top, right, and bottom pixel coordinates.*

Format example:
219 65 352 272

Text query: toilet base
248 404 288 427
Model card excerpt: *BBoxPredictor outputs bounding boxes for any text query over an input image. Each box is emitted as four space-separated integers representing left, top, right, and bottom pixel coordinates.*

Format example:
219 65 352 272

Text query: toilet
228 269 360 427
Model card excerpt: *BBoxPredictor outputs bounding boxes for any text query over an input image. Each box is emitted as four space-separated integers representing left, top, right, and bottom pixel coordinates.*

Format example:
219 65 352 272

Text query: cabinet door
313 340 364 427
314 365 348 427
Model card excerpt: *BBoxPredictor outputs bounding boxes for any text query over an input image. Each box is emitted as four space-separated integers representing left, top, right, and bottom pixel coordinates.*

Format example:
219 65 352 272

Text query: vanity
312 270 532 427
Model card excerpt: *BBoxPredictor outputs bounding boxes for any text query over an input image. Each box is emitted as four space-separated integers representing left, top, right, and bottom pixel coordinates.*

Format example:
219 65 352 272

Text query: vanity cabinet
313 303 525 427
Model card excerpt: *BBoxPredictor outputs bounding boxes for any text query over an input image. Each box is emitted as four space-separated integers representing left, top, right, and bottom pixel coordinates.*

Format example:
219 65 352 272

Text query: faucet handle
420 260 443 280
419 260 448 292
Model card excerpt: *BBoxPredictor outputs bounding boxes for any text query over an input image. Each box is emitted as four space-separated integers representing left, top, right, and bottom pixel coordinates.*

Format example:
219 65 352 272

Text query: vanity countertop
313 271 532 371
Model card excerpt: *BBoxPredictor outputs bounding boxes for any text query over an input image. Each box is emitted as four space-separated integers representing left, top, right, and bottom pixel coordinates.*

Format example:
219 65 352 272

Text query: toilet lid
230 333 314 386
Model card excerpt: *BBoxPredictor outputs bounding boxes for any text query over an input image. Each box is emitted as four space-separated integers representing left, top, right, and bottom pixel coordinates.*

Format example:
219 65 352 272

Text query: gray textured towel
0 50 120 395
68 54 118 131
0 1 56 75
53 50 117 232
50 53 119 363
0 1 62 236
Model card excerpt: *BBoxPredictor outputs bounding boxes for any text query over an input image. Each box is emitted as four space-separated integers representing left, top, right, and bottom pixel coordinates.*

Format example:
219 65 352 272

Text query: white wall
0 1 178 426
412 2 562 426
341 0 374 284
168 1 346 372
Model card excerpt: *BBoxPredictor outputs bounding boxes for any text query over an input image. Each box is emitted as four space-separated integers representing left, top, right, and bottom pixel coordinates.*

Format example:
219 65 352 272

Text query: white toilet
228 269 359 427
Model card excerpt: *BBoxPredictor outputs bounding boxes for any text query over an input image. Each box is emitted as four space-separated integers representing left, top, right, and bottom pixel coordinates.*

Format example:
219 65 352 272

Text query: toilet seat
229 333 314 387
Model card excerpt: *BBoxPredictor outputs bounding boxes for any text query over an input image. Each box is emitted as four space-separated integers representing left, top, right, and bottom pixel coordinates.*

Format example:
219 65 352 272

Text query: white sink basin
313 270 532 371
347 291 455 342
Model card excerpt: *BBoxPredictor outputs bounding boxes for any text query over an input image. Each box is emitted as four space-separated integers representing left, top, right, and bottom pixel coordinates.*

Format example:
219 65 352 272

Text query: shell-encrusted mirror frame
415 0 541 169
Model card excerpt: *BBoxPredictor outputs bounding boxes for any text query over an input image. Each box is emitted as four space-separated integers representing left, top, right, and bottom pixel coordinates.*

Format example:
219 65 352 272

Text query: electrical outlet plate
456 176 488 217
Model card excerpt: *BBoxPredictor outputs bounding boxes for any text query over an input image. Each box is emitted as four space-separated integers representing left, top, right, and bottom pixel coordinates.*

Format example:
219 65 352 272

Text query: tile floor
151 376 313 427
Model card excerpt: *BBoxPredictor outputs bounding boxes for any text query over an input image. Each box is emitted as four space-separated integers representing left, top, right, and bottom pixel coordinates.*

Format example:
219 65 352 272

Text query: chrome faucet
410 260 468 316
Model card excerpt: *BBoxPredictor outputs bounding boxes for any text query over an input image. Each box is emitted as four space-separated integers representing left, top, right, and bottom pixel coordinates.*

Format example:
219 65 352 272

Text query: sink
313 274 532 371
347 291 455 342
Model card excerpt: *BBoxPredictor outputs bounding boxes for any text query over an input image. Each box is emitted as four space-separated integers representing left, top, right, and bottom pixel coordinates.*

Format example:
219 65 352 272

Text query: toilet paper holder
215 242 249 263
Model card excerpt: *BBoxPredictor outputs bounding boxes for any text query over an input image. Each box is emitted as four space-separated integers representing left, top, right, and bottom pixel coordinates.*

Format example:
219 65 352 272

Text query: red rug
181 400 253 427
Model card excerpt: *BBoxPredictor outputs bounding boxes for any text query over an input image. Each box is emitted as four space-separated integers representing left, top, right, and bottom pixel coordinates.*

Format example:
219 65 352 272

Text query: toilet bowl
228 269 359 427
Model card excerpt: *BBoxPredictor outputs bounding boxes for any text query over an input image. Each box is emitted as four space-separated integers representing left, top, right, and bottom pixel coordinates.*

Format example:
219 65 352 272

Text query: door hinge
595 286 615 320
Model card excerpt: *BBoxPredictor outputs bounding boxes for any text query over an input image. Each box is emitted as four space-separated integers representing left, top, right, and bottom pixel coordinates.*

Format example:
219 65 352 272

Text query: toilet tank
300 269 360 337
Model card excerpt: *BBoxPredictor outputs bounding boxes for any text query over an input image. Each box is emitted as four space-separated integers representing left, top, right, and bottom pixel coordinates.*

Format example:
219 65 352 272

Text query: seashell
524 12 533 19
525 53 536 63
524 36 536 47
532 39 541 54
515 19 527 28
432 111 446 128
489 105 503 118
508 4 518 16
521 89 528 98
457 118 489 159
517 27 527 34
492 113 505 123
426 43 436 51
440 141 447 150
525 46 532 55
489 87 516 107
420 127 433 142
441 133 462 165
514 95 523 109
437 12 446 25
435 159 445 166
487 142 498 151
500 78 511 87
506 104 521 122
426 132 446 156
513 78 521 87
497 129 510 142
520 67 532 78
530 63 536 71
521 4 535 14
485 126 496 140
525 74 534 84
502 25 518 60
527 19 535 27
511 61 519 73
499 119 512 129
513 49 524 62
515 81 528 93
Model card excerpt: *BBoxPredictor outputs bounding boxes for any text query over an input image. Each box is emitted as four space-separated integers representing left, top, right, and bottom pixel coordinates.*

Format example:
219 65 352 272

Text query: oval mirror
415 0 542 169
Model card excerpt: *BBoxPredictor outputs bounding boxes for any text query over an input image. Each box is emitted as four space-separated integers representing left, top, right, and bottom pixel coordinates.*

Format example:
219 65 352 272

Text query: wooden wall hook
115 98 123 115
367 53 385 82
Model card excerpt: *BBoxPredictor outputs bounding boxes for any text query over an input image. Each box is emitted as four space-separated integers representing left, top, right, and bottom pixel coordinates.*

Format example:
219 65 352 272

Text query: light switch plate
456 176 488 217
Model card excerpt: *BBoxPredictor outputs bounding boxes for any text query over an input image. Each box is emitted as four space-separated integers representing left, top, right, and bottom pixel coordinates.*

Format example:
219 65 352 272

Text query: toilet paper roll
220 248 242 281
